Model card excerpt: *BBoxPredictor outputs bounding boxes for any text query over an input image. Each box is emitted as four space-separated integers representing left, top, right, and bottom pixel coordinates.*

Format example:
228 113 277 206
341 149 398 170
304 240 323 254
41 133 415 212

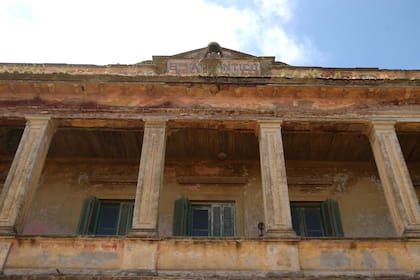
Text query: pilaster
130 119 167 237
368 121 420 237
0 116 56 234
258 121 295 237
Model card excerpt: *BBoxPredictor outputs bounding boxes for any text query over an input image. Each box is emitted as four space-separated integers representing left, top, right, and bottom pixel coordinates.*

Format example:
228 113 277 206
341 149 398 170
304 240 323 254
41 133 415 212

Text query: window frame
291 201 324 237
191 204 211 236
173 198 236 237
290 199 344 237
77 196 134 236
191 202 235 237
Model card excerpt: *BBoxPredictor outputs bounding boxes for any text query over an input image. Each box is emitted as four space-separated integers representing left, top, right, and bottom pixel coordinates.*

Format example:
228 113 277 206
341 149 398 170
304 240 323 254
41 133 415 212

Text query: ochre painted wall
3 237 420 277
13 159 397 238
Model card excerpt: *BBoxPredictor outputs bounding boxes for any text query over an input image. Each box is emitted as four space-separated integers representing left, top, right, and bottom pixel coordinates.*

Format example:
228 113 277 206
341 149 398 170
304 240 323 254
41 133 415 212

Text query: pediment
152 42 275 77
171 46 257 59
153 42 272 61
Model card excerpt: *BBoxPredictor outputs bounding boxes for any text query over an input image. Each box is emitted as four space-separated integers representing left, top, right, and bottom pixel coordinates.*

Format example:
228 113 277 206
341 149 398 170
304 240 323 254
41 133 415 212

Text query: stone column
0 116 56 234
258 121 295 237
130 119 167 237
369 121 420 237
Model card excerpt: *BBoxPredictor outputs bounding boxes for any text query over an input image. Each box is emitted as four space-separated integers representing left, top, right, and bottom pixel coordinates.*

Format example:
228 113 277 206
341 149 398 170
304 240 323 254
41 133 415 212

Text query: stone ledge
0 274 418 280
0 237 418 279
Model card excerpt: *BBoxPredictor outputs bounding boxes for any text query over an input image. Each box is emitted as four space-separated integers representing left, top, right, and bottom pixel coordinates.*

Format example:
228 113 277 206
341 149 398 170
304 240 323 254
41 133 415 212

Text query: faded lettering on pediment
167 59 261 76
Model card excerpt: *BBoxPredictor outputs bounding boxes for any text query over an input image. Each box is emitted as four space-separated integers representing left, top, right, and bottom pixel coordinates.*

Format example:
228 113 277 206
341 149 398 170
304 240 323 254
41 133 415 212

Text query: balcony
0 119 419 278
1 236 419 278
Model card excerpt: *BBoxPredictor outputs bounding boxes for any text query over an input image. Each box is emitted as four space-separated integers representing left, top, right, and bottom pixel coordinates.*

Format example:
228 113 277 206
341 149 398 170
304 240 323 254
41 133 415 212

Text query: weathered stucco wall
10 159 396 238
159 160 260 237
287 162 396 238
19 160 138 235
1 237 419 278
1 81 419 119
298 239 420 277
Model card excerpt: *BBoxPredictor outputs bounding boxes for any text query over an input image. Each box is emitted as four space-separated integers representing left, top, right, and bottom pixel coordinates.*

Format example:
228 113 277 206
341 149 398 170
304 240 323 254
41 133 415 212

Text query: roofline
1 61 418 71
0 62 419 81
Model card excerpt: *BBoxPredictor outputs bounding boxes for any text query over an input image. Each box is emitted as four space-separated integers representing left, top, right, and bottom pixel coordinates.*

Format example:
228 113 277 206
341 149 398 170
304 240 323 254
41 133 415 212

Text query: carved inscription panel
167 59 261 76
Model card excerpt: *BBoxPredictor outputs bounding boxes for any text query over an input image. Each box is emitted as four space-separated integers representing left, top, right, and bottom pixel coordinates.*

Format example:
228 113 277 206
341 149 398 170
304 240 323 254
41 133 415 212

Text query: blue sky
290 0 420 69
0 0 419 69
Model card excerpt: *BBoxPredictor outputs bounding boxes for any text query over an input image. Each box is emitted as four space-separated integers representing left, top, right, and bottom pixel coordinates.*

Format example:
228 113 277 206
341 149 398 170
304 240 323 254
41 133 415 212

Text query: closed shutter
222 205 234 236
77 196 100 234
291 206 302 236
321 199 344 237
173 197 192 236
117 202 134 235
212 206 221 236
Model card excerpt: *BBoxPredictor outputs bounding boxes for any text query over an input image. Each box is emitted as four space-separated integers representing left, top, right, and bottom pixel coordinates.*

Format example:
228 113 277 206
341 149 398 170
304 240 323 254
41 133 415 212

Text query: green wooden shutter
77 196 100 235
321 199 344 237
212 206 221 236
173 197 192 236
222 205 234 236
117 202 134 235
87 198 101 234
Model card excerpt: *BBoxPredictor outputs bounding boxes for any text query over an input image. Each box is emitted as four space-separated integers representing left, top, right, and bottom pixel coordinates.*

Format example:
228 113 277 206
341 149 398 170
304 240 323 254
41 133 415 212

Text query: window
173 198 235 237
77 196 134 236
291 199 344 237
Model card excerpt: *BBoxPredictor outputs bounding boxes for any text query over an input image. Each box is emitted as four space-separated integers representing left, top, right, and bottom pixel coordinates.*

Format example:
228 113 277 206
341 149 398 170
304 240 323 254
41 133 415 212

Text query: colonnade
0 116 419 237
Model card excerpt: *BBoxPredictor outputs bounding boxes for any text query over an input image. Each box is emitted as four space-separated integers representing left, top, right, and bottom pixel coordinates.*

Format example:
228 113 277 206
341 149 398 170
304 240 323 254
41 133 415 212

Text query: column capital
257 120 283 129
369 120 396 130
24 115 56 131
143 119 168 130
24 115 53 122
143 118 168 125
368 120 397 141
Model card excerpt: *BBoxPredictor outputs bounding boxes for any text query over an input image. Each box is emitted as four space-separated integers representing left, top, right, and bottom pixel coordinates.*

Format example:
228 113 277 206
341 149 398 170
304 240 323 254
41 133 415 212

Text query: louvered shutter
321 199 344 237
222 205 234 236
117 202 134 235
173 197 192 236
77 196 100 234
212 206 221 236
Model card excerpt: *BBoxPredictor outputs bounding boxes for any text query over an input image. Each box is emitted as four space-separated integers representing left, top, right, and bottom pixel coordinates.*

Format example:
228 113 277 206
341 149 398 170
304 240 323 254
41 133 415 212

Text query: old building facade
0 44 419 279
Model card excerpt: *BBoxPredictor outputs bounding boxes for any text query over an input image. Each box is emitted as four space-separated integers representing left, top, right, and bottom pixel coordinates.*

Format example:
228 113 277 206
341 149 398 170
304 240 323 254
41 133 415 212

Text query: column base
129 228 158 237
0 226 16 235
264 229 296 238
403 225 420 237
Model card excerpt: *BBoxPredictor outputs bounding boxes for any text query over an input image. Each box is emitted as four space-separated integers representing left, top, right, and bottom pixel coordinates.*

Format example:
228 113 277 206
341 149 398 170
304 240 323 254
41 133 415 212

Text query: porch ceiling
0 127 419 162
